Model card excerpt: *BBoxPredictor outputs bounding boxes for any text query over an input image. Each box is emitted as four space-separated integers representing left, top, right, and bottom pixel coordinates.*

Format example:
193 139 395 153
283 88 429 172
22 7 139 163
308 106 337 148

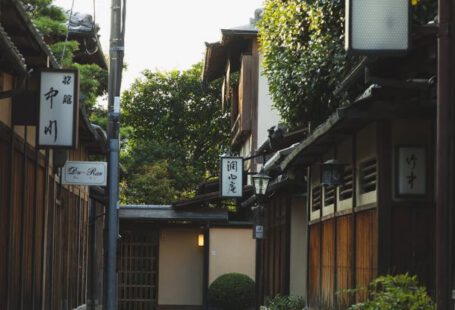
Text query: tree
258 0 437 129
121 63 229 204
21 0 108 113
258 0 350 129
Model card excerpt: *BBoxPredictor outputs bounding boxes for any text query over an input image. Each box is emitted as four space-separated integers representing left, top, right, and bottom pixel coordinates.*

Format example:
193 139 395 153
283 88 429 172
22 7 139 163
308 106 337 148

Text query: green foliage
49 40 79 67
348 274 435 310
266 294 306 310
120 63 229 204
120 139 200 204
22 0 67 36
32 15 67 37
119 160 178 205
21 0 108 118
258 0 351 128
258 0 438 129
208 273 255 310
73 63 108 111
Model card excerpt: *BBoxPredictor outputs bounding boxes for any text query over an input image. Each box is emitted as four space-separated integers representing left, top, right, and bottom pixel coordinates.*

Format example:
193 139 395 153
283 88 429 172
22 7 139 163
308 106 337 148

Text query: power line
60 0 76 66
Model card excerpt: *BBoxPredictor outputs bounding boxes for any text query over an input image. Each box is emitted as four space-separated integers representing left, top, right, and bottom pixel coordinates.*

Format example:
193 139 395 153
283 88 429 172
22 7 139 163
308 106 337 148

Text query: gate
118 230 159 310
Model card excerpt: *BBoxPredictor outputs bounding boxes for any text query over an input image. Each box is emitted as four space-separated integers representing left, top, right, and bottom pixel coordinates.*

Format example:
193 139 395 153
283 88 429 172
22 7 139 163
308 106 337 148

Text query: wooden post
377 121 392 275
436 0 455 307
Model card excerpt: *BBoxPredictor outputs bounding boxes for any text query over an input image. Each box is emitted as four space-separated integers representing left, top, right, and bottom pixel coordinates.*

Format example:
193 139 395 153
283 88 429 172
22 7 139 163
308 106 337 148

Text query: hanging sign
396 146 426 196
220 156 244 198
62 161 107 186
38 69 79 148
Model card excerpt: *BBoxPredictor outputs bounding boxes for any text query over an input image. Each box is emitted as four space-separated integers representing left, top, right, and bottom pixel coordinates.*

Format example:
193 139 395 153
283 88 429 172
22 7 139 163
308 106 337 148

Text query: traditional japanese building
0 1 107 309
255 24 437 309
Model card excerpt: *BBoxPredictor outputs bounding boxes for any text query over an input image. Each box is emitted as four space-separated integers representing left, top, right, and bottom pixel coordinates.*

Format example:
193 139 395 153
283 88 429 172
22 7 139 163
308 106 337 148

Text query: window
339 165 353 200
324 186 336 206
312 185 322 212
359 158 377 194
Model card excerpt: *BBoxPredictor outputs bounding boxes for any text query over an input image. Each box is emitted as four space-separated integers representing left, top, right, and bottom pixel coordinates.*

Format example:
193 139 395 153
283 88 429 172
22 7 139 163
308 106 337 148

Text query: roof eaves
11 0 59 68
0 23 27 75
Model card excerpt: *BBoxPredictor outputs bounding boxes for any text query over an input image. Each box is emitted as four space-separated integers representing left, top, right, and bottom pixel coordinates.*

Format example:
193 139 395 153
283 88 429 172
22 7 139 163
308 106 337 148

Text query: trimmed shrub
208 273 255 310
266 294 307 310
348 273 435 310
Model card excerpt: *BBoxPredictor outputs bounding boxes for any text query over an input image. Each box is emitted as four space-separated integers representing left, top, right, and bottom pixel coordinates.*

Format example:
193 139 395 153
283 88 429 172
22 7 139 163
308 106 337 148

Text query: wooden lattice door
118 230 159 310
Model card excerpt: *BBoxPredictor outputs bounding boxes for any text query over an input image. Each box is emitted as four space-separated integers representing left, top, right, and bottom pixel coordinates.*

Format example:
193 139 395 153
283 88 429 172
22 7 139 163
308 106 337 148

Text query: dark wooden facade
257 191 291 303
295 119 435 310
0 122 105 310
0 1 107 308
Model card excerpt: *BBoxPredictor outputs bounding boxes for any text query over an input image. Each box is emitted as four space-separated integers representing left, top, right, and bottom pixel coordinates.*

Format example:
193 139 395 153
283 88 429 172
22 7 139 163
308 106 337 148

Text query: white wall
208 227 256 284
257 54 281 149
158 227 204 306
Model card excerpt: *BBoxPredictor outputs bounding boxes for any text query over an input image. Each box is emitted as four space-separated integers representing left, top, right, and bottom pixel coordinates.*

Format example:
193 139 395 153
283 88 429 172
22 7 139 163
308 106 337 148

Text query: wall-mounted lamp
345 0 410 54
198 233 205 247
321 159 346 187
252 168 271 197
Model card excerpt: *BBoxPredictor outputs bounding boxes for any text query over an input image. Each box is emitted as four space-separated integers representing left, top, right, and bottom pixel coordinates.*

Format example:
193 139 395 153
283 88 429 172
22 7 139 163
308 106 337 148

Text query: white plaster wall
158 228 204 306
257 54 281 148
208 227 256 285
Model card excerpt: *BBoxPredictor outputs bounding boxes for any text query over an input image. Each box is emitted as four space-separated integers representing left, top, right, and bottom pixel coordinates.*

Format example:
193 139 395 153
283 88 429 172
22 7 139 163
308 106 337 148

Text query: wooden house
118 204 255 310
255 25 437 309
0 1 107 309
203 8 281 170
204 10 311 308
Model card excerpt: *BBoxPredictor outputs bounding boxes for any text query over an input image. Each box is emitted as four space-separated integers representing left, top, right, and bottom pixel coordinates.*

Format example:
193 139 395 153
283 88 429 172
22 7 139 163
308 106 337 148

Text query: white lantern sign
220 156 244 198
38 69 79 148
345 0 410 54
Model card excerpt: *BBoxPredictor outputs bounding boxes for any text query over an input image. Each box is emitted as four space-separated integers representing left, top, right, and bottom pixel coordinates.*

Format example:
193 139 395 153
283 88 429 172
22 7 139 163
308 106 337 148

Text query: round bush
208 273 255 310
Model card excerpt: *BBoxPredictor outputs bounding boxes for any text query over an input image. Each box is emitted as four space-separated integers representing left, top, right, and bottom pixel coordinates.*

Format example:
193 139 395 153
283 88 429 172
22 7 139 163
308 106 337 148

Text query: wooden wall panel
259 194 290 303
22 157 36 308
10 150 24 310
336 215 353 308
355 209 377 302
33 164 45 309
308 224 321 308
391 206 435 292
321 219 335 309
0 139 10 310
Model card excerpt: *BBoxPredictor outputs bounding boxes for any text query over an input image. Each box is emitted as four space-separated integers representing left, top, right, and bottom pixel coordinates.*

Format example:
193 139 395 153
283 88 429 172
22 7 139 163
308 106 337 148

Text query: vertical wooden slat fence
118 231 159 310
0 123 104 309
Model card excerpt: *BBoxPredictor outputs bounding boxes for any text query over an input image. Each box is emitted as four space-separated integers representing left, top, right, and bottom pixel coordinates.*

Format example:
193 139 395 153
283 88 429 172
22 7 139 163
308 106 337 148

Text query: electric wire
60 0 76 66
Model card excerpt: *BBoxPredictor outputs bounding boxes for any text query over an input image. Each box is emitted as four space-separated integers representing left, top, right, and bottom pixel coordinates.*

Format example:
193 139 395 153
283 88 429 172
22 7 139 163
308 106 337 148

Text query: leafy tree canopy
258 0 437 129
21 0 108 113
121 63 229 204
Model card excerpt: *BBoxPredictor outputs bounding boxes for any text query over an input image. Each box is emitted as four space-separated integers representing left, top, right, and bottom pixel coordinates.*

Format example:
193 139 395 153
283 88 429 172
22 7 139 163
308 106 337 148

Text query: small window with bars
339 165 353 200
359 158 377 193
324 186 336 206
312 185 322 212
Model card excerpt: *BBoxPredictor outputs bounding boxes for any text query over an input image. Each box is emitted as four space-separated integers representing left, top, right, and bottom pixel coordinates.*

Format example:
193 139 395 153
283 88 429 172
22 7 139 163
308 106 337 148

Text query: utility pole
105 0 124 308
436 0 455 308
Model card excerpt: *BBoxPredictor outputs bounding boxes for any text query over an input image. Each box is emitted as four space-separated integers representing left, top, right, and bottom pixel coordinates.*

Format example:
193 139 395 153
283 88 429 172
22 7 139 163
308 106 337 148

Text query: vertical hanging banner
220 156 244 198
38 69 79 148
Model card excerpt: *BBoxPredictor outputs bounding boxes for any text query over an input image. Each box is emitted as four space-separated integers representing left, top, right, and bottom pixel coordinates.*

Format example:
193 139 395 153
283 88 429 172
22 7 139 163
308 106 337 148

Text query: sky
54 0 264 91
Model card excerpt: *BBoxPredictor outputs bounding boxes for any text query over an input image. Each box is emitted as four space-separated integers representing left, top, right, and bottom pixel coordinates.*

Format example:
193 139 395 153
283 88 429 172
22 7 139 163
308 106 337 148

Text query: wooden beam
376 121 392 275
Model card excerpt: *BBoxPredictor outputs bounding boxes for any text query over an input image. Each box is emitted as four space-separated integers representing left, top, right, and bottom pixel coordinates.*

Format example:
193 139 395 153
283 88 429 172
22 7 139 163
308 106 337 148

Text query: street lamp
345 0 410 54
321 159 345 187
252 168 271 197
